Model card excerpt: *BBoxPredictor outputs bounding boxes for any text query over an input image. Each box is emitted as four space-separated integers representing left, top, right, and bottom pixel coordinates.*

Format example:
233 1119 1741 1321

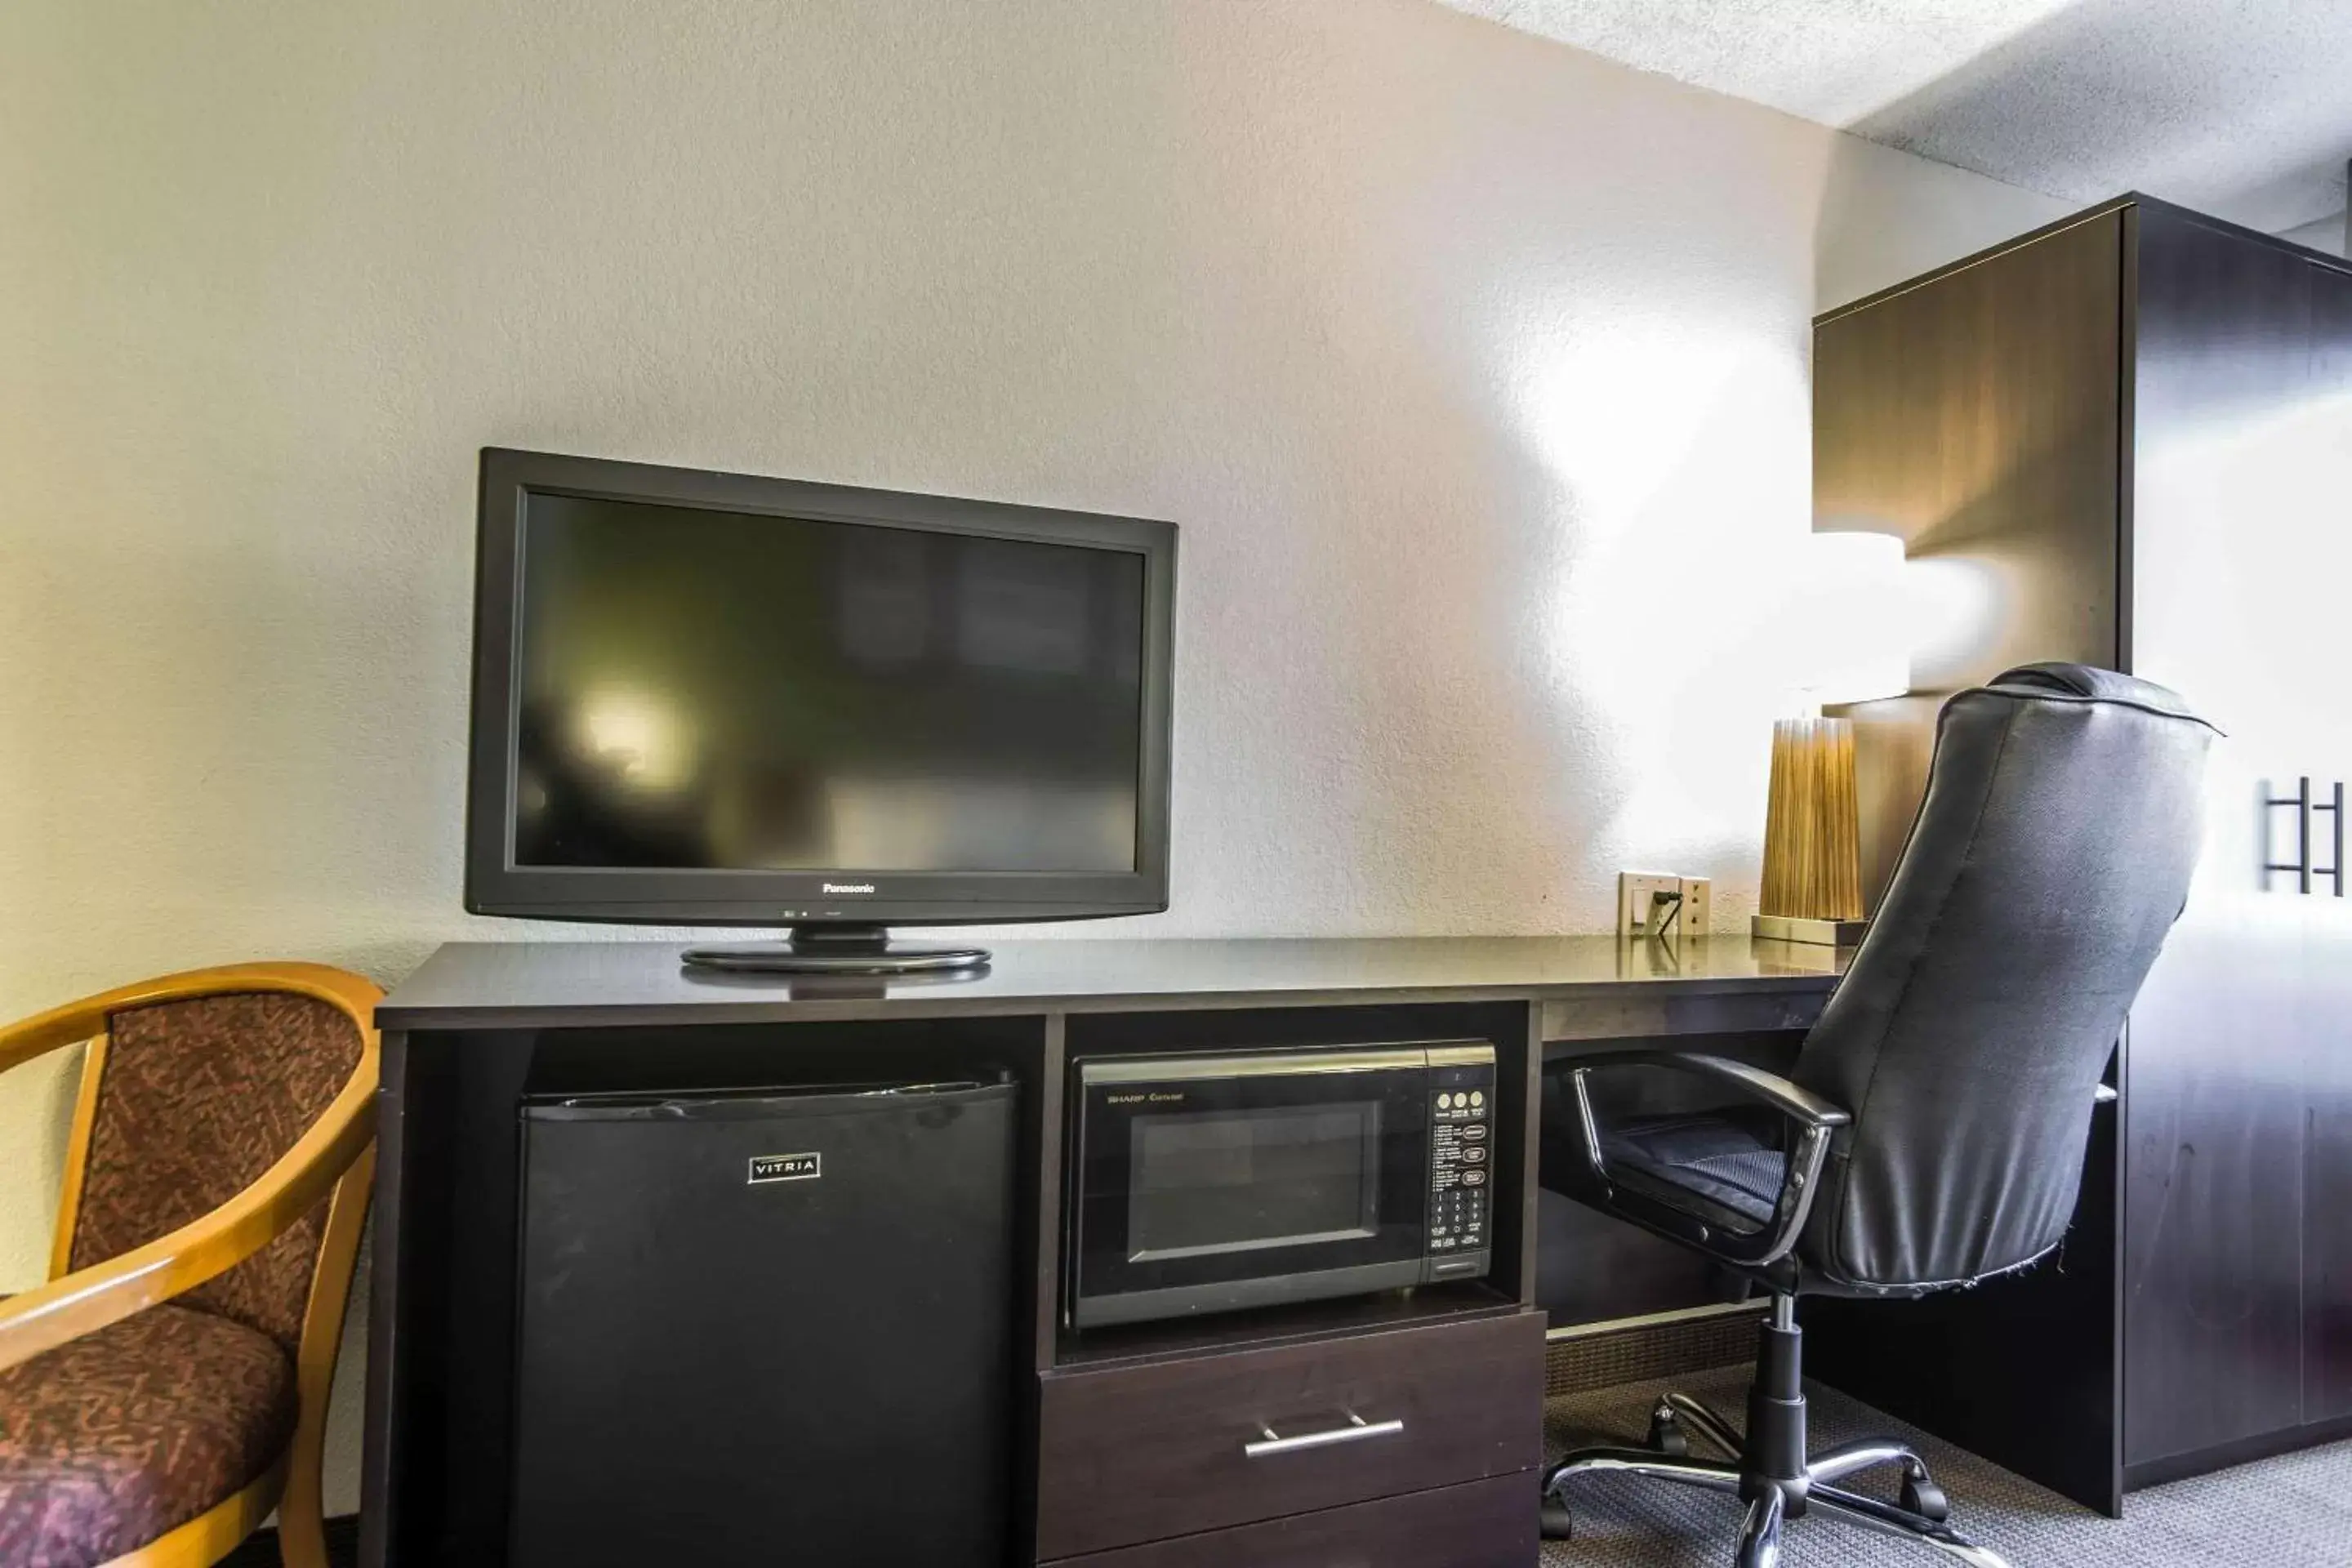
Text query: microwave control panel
1424 1045 1496 1280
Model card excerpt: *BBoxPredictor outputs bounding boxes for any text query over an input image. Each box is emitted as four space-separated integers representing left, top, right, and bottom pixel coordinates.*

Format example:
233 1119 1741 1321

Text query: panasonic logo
822 882 876 895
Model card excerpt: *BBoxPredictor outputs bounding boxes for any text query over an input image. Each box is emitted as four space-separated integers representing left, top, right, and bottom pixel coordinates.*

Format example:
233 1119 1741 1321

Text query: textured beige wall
0 0 2063 1514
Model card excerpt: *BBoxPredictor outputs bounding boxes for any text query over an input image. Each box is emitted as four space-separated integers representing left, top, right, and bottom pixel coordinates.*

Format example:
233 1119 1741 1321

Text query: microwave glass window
1127 1102 1382 1262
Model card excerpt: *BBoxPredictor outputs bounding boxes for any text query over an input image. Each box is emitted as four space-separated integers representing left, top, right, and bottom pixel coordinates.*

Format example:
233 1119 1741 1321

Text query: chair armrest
0 1062 376 1373
1559 1047 1852 1271
1557 1046 1851 1130
0 1004 110 1078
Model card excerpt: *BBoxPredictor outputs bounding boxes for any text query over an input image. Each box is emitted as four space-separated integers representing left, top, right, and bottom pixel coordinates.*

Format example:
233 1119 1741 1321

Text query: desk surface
379 934 1847 1030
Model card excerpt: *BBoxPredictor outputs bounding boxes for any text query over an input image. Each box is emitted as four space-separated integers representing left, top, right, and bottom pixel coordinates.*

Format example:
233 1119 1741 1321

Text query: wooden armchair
0 964 380 1568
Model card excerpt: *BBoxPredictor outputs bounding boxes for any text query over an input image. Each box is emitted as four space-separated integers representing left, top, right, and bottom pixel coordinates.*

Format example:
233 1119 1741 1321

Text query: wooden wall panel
1813 211 2124 904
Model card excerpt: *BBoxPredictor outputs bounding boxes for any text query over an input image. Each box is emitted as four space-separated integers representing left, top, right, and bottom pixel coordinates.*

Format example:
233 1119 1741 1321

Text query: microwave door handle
1243 1410 1405 1458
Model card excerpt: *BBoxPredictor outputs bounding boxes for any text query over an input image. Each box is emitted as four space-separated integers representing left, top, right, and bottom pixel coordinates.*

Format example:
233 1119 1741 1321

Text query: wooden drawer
1041 1473 1536 1566
1036 1310 1544 1560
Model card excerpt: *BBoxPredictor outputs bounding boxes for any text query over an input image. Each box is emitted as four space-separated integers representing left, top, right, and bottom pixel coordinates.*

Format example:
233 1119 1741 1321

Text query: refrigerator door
510 1079 1016 1567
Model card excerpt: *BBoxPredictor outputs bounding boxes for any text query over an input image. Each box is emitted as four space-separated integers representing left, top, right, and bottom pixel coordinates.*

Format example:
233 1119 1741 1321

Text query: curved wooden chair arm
0 961 381 1374
0 962 378 1076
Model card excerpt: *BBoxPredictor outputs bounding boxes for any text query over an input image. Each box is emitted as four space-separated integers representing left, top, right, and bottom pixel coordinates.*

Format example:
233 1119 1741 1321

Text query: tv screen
514 495 1148 874
466 450 1175 929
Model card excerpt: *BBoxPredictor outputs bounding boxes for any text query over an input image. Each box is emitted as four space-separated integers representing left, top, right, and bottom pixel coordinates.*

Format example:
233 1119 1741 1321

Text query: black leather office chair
1541 665 2215 1567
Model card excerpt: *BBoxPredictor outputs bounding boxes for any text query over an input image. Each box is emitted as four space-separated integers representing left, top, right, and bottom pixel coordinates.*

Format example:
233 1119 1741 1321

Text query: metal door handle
2329 782 2347 898
2265 778 2345 896
1244 1410 1405 1458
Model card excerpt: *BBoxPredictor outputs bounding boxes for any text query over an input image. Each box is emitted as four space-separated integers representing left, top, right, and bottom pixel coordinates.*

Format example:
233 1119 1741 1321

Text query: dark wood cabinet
2302 964 2352 1423
1036 1311 1543 1561
1807 194 2352 1504
1042 1474 1535 1567
2122 208 2332 1472
364 942 1839 1567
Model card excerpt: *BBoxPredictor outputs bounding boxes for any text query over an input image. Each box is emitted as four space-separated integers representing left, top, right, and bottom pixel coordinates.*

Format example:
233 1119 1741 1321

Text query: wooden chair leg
274 1319 338 1568
276 1515 328 1567
275 1443 331 1568
279 1151 374 1568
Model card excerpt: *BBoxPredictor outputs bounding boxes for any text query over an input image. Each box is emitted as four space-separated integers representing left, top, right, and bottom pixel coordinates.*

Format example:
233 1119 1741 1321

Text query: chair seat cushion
1601 1107 1789 1229
0 1303 296 1568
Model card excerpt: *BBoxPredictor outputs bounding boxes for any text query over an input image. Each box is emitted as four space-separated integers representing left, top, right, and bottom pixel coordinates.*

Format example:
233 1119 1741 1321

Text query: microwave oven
1064 1042 1496 1329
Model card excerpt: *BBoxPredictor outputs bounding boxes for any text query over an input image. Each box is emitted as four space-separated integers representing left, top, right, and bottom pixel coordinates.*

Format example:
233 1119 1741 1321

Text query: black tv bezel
464 447 1177 929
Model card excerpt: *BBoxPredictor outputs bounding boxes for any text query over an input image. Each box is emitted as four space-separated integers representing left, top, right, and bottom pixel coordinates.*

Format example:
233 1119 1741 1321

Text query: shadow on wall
1163 0 1621 938
1811 131 2072 311
2274 207 2350 260
1162 1 2042 933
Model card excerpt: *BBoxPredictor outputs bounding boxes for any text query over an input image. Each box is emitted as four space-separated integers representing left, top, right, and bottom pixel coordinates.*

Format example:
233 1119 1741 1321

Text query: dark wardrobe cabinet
1802 195 2352 1511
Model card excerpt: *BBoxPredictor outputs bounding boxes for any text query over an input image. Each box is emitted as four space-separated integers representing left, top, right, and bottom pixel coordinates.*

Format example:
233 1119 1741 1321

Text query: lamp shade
1755 529 1908 942
1760 716 1864 926
1787 531 1909 706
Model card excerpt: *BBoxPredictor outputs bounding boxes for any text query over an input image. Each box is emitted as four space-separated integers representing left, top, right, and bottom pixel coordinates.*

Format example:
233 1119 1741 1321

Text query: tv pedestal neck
680 923 991 975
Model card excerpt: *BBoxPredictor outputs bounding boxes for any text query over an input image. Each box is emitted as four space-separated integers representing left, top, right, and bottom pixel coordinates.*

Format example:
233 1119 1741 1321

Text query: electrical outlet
1618 872 1683 939
1677 877 1713 937
1618 871 1713 939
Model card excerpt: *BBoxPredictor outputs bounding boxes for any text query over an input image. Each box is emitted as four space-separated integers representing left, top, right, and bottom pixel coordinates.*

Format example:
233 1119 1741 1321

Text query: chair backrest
65 985 368 1356
1790 664 2214 1292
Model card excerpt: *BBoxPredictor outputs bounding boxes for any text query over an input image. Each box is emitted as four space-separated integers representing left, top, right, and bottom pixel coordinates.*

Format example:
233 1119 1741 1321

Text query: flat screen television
466 448 1176 973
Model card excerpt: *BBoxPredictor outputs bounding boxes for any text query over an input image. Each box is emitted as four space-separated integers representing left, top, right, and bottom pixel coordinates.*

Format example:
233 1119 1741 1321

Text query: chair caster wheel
1646 1402 1690 1459
1539 1499 1575 1539
1900 1472 1950 1522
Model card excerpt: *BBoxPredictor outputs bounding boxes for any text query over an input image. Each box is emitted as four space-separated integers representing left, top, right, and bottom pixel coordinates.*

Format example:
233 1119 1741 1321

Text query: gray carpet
1544 1364 2352 1566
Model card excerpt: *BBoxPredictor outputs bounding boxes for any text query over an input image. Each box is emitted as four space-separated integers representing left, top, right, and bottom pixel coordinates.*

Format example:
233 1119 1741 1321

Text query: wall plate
1618 872 1712 939
1618 872 1683 938
1677 877 1712 936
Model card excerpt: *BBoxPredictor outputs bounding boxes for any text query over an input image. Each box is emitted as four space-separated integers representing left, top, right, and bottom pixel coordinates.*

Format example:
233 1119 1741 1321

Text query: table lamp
1753 532 1910 946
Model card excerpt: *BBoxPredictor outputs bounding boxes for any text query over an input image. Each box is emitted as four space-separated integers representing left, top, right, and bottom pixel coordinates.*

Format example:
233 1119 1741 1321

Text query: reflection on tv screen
513 496 1147 874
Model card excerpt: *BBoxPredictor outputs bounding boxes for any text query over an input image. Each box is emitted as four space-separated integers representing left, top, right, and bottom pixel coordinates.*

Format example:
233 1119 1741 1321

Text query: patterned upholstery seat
0 974 377 1568
0 1305 298 1567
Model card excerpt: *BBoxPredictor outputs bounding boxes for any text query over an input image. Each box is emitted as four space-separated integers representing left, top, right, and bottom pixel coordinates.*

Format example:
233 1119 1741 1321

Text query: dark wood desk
363 935 1845 1567
374 933 1845 1032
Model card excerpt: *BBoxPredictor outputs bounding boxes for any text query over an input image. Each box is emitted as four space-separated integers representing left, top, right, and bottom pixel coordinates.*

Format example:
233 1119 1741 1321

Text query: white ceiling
1437 0 2352 241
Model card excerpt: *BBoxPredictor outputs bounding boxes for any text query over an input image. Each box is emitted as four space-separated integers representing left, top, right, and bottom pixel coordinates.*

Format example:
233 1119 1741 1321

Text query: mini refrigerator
508 1077 1018 1567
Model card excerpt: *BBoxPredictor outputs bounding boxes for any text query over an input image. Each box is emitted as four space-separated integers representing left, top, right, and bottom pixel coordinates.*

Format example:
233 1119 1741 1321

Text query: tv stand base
681 924 991 975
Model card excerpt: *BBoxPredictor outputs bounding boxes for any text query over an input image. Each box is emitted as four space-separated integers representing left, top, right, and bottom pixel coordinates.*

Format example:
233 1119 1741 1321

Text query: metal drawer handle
1243 1410 1405 1458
